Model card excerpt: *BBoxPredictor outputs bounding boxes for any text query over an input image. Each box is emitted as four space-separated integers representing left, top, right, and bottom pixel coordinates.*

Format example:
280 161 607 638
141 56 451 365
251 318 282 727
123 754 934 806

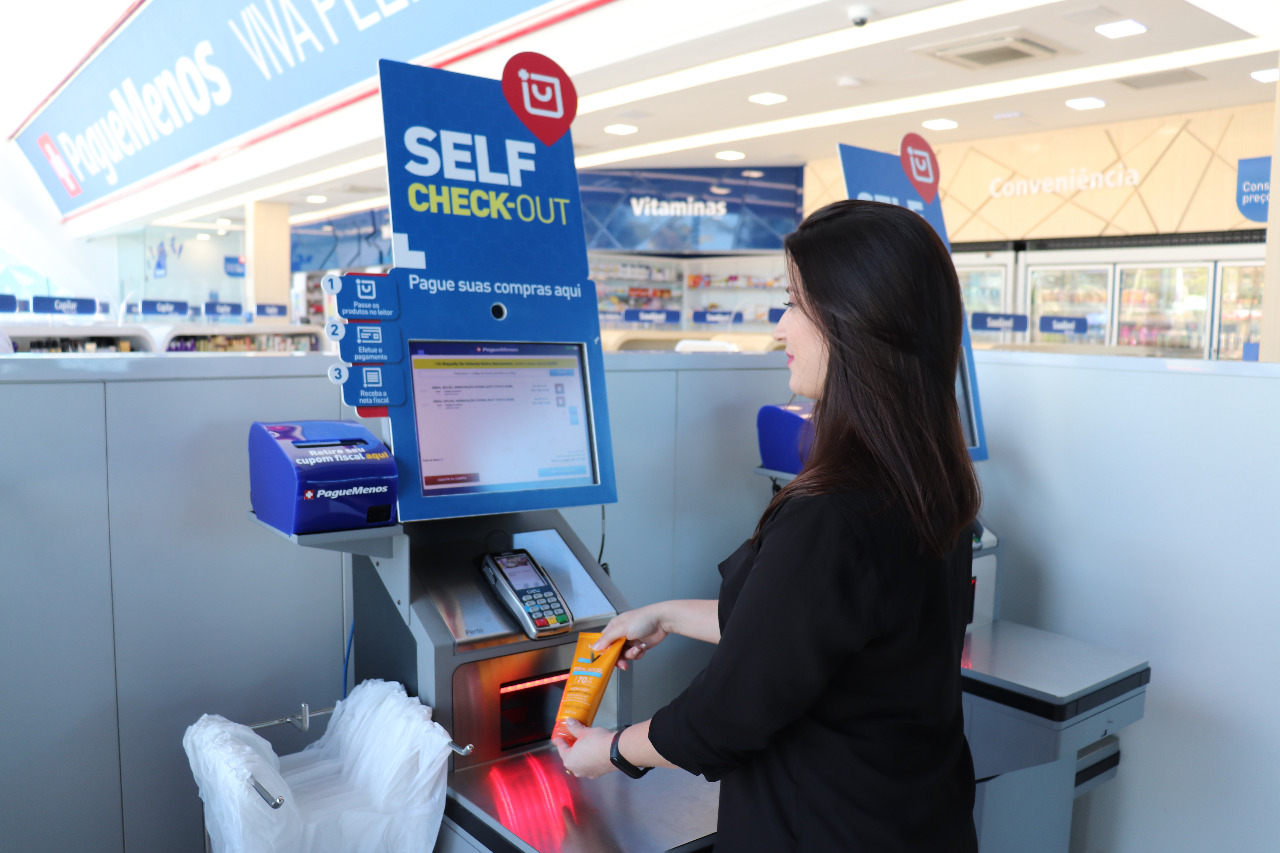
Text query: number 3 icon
328 364 349 384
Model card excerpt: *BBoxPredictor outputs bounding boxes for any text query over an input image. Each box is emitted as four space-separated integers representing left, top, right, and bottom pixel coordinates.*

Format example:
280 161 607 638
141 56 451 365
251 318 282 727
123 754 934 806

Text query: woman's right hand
593 603 668 670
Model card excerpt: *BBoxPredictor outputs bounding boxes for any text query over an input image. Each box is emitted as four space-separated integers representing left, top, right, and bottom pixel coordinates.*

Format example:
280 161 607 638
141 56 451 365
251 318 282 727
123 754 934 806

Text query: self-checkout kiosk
253 57 718 853
758 139 1153 853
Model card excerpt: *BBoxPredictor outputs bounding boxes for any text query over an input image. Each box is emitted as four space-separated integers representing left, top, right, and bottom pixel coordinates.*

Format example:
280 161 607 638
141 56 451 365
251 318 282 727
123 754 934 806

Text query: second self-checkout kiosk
252 56 718 852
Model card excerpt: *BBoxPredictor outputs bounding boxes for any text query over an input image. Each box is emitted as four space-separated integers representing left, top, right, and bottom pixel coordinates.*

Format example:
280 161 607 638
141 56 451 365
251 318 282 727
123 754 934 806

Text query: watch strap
610 725 651 778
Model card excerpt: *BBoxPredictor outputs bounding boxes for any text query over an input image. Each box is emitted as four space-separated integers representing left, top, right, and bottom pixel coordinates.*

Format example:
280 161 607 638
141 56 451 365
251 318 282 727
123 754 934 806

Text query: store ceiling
8 0 1278 233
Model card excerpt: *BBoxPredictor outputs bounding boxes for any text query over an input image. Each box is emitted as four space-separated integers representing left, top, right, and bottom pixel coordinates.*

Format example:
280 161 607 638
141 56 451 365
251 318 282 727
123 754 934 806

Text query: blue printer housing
249 421 398 535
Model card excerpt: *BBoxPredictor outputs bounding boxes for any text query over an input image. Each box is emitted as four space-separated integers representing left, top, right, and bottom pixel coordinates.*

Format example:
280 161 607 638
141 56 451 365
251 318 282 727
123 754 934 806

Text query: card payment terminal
481 549 575 639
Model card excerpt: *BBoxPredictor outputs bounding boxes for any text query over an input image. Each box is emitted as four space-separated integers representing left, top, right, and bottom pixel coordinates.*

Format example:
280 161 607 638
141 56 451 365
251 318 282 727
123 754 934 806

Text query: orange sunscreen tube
552 633 624 744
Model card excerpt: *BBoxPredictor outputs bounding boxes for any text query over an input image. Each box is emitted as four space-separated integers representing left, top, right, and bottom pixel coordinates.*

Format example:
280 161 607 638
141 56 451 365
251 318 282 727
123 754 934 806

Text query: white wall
972 350 1280 853
0 140 116 301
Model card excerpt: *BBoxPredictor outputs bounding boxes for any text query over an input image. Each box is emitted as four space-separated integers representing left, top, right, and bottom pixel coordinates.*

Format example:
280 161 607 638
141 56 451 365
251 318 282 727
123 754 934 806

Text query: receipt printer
757 402 814 475
249 420 397 534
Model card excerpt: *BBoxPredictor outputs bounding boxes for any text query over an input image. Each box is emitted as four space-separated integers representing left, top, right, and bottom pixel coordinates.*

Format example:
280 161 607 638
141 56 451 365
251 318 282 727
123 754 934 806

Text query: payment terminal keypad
521 587 569 627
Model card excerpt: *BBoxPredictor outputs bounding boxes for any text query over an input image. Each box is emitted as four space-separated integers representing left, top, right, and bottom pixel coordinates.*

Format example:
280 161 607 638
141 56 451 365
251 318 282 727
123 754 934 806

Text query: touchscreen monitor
407 341 598 497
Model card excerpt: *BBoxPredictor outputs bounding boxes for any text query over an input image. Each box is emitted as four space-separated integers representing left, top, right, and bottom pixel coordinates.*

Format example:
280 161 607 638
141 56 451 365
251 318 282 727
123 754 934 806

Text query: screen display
408 341 597 497
495 553 544 591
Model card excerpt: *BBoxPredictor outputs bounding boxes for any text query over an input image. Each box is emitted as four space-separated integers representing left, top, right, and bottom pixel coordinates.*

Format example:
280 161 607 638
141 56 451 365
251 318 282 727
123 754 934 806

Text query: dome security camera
847 4 873 26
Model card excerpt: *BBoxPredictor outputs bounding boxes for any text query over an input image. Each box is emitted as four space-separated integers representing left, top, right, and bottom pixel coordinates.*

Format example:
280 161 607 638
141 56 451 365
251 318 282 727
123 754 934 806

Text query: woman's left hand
553 719 617 779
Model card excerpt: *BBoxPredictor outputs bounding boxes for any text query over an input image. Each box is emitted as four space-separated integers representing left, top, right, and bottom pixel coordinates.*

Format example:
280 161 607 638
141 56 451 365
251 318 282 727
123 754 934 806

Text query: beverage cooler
952 239 1265 360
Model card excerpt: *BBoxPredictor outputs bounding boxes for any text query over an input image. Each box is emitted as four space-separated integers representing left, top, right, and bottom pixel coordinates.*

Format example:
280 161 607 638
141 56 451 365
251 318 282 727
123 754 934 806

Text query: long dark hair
756 199 981 558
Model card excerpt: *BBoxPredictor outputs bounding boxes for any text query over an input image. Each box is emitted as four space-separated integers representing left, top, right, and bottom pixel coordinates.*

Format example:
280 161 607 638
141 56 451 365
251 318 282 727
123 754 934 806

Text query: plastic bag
183 715 304 853
185 680 451 853
280 680 452 853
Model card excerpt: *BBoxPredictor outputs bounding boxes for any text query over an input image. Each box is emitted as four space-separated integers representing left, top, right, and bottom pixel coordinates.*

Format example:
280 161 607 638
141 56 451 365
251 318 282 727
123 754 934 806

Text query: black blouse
648 493 977 852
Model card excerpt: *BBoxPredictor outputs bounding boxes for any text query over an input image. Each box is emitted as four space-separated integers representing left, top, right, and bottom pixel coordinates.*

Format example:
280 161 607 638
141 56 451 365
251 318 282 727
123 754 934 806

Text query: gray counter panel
0 382 124 853
105 374 343 851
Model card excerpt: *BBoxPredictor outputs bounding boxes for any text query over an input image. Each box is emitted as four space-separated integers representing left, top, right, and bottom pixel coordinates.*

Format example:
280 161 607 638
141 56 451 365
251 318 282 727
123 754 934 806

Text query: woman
554 199 981 852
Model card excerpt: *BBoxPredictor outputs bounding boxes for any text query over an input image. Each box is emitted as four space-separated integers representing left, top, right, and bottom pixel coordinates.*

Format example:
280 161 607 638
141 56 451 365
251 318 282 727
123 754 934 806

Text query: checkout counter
258 490 720 853
963 530 1150 853
254 254 723 849
346 513 719 853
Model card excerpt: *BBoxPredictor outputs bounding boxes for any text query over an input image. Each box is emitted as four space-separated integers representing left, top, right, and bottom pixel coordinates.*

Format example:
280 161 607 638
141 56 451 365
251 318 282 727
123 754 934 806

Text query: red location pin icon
899 133 940 205
502 52 578 147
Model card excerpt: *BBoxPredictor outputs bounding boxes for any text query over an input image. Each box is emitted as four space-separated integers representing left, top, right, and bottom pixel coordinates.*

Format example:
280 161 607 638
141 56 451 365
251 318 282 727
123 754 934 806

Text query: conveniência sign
988 165 1141 198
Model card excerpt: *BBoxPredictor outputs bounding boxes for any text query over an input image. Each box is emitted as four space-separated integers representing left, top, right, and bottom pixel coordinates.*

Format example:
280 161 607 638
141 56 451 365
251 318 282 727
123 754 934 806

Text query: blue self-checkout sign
328 274 399 320
836 138 987 462
348 364 405 407
320 58 615 520
338 322 402 365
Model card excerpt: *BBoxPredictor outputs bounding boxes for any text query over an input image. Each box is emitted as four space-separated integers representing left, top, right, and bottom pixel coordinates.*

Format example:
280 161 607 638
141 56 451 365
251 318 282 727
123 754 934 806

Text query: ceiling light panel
1252 67 1280 83
575 37 1279 169
715 150 746 160
604 124 639 135
748 92 788 105
577 0 1065 114
922 118 959 130
1095 19 1148 39
151 154 386 227
1066 97 1106 110
290 196 391 226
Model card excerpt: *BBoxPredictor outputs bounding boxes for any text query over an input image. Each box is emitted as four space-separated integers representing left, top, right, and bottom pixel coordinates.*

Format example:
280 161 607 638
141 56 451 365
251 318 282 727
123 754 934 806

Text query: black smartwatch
610 725 651 779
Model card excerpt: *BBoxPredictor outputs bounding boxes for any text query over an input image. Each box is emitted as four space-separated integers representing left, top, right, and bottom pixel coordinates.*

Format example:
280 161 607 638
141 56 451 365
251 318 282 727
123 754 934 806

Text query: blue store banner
0 294 17 313
1237 157 1271 223
293 208 391 273
578 167 803 252
224 256 245 277
256 303 287 318
971 312 1029 333
16 0 548 215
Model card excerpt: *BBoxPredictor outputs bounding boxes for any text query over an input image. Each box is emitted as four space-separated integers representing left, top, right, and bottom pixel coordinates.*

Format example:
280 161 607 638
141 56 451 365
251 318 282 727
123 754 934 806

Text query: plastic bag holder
243 703 473 809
